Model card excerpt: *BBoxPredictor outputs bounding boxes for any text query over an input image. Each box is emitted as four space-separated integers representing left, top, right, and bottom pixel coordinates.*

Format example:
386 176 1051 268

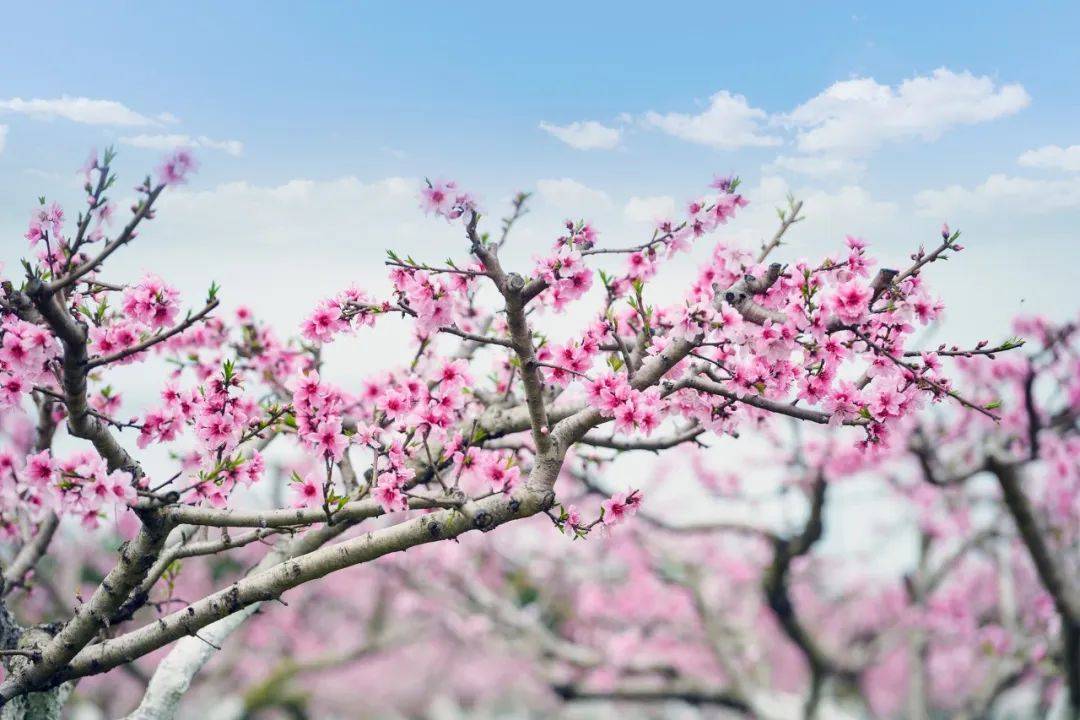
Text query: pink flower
302 300 347 343
79 148 98 183
0 373 27 408
420 180 455 216
310 417 348 461
564 505 582 532
157 149 197 185
869 384 904 421
420 179 476 221
291 473 322 508
24 218 45 246
829 280 872 324
287 370 324 409
24 451 56 487
823 380 863 424
373 480 408 514
122 274 181 329
601 490 642 527
482 461 521 494
381 388 414 422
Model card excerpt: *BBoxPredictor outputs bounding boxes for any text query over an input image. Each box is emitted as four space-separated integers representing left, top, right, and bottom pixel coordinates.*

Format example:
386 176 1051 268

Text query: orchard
0 148 1075 720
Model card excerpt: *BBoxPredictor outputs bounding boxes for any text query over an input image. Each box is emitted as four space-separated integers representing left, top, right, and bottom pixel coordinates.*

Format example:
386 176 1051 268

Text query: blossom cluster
586 372 662 435
0 449 136 532
288 370 349 462
121 274 181 329
420 179 478 221
0 317 59 410
24 202 65 248
531 244 593 311
389 268 463 336
301 285 380 343
451 445 523 495
538 321 603 386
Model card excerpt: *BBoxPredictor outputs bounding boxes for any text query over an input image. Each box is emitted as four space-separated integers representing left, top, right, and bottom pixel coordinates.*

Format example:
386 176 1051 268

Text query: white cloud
915 174 1080 217
1018 144 1080 173
0 96 159 126
779 68 1029 155
539 120 621 150
159 177 419 253
115 176 431 367
120 133 244 156
119 174 618 388
195 136 243 156
623 195 676 225
763 154 864 179
0 125 7 155
735 176 901 249
535 178 611 210
642 91 781 150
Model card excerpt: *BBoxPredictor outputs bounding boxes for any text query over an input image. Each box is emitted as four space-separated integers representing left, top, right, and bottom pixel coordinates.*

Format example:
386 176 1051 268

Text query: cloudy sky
1 1 1078 565
3 3 1078 345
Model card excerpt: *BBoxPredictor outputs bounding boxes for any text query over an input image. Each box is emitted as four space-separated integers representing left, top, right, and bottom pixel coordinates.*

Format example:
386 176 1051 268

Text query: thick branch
553 682 751 713
154 494 460 529
0 281 172 702
761 475 857 706
502 273 552 454
36 485 555 689
28 281 143 475
987 457 1080 623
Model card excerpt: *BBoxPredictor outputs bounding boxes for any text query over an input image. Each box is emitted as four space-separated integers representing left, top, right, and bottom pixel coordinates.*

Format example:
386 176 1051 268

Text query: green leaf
222 358 236 385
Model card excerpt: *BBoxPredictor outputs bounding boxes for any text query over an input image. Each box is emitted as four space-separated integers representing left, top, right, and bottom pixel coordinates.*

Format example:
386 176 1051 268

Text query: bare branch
48 184 166 294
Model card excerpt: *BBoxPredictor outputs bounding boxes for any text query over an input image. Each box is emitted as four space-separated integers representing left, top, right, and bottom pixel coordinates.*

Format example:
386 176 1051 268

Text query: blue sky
2 2 1078 190
2 2 1078 339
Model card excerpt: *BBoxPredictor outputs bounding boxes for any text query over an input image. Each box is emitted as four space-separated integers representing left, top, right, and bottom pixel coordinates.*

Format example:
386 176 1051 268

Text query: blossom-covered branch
0 150 1018 714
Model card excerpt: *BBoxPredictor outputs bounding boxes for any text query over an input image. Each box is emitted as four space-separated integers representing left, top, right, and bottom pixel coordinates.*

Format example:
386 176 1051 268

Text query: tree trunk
1065 619 1079 720
0 685 72 720
0 625 73 720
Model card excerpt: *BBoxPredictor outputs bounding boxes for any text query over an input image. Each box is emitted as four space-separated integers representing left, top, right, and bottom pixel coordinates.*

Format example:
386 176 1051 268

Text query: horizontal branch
553 682 751 713
45 488 556 688
684 376 867 426
86 299 220 369
636 511 779 542
578 427 705 452
154 495 462 529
